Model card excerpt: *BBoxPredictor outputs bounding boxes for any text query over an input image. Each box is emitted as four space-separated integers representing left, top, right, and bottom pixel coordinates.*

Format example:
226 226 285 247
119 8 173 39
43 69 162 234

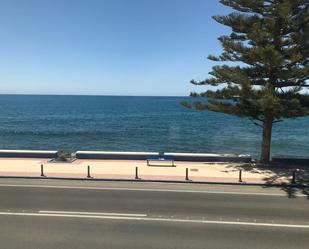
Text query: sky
0 0 231 96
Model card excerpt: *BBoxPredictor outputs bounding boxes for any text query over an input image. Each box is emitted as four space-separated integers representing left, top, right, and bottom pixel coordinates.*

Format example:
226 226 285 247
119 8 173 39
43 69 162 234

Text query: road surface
0 178 308 249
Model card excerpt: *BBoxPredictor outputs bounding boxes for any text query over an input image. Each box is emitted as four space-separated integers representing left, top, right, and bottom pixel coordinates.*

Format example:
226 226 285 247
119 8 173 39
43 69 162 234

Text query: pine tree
184 0 309 163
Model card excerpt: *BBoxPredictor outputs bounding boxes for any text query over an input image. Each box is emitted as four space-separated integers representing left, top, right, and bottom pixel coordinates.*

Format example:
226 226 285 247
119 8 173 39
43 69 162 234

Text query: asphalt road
0 179 308 249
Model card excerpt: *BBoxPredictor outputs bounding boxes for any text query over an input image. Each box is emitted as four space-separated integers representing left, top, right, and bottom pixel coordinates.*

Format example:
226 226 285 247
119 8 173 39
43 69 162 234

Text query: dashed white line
39 210 147 217
0 211 308 229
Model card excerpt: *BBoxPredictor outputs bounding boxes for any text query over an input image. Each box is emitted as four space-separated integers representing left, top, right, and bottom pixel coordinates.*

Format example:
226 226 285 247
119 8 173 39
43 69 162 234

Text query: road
0 179 308 249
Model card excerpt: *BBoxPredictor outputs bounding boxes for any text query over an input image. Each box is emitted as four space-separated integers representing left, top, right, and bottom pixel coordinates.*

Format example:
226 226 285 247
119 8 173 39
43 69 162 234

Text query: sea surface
0 94 308 159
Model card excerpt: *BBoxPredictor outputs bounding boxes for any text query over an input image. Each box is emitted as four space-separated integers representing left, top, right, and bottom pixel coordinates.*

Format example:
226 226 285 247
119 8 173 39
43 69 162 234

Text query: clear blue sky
0 0 230 96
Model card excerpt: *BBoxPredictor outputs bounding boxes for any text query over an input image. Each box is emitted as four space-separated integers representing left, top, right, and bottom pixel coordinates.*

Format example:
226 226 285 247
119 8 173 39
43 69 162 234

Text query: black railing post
40 164 45 177
135 167 139 179
291 169 298 184
238 169 242 182
87 165 91 178
185 168 189 181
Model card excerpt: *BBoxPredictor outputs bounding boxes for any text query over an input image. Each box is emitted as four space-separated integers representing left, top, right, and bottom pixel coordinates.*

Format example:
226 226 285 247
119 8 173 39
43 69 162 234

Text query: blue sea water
0 94 308 158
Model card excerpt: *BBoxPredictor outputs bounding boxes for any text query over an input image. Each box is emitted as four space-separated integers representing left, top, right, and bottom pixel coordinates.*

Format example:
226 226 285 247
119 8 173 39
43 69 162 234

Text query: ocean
0 94 308 159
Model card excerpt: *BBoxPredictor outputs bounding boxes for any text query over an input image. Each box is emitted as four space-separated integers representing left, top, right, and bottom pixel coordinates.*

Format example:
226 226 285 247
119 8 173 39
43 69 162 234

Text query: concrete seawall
75 151 158 160
272 155 309 166
2 150 307 166
164 152 251 163
75 151 252 163
0 150 58 158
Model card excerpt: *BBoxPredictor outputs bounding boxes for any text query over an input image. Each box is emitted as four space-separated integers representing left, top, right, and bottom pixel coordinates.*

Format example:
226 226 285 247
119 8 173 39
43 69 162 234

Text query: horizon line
0 93 189 98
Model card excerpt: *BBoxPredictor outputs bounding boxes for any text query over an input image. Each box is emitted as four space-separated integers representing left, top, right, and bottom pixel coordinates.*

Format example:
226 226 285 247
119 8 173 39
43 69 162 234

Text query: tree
184 0 309 163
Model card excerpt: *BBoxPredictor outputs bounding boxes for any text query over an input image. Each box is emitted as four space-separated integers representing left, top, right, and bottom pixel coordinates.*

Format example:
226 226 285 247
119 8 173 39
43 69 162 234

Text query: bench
147 154 175 167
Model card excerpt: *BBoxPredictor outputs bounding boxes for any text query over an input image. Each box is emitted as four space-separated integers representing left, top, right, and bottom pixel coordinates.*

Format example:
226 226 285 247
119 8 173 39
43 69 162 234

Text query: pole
185 168 189 181
40 164 45 177
291 170 298 184
135 167 139 179
239 169 242 182
87 165 91 178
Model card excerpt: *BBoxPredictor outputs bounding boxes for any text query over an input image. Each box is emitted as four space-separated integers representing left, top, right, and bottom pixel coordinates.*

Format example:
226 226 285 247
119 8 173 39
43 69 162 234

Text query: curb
0 175 307 188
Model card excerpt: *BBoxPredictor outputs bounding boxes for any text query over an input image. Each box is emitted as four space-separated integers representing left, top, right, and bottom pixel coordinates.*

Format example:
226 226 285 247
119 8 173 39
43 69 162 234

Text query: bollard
135 167 139 179
238 169 242 182
185 168 189 181
291 169 298 184
87 165 91 178
40 164 45 177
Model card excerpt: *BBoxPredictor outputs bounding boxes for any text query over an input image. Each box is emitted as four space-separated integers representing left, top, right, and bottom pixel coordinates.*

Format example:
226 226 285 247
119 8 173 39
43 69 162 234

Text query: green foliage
56 150 70 162
187 0 309 126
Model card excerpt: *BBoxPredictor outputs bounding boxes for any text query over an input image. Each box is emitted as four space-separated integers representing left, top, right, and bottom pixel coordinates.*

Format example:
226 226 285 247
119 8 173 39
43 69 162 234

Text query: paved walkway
0 158 307 185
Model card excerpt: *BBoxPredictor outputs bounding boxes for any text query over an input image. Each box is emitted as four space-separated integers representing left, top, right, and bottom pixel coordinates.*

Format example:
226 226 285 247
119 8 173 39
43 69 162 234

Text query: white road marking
0 211 308 229
39 210 147 217
0 184 306 197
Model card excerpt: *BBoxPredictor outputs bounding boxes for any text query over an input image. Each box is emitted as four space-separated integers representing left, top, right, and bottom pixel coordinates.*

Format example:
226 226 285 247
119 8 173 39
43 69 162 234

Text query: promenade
0 158 308 185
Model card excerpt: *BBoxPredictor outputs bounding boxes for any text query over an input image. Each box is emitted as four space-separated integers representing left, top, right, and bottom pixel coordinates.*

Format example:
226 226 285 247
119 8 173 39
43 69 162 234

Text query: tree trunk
260 117 273 163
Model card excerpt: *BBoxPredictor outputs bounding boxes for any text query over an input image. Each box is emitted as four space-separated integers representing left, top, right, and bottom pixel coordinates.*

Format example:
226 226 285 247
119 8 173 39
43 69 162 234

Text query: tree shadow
222 163 309 199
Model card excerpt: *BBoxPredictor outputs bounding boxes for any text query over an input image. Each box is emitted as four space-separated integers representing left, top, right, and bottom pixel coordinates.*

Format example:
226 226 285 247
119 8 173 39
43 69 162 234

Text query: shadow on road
223 163 309 199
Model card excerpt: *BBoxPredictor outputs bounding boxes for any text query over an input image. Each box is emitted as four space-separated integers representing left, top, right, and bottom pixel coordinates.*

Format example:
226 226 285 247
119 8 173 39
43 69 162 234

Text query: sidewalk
0 158 307 185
